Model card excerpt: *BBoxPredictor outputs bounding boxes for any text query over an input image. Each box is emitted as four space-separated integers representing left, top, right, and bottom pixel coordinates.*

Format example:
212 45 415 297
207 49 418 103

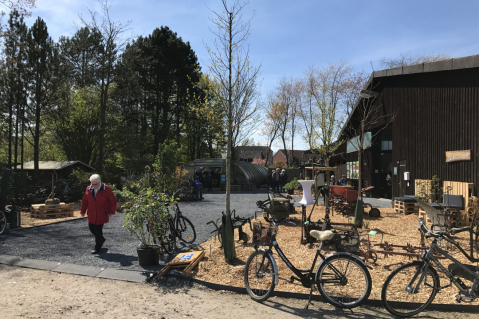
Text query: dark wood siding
372 68 479 197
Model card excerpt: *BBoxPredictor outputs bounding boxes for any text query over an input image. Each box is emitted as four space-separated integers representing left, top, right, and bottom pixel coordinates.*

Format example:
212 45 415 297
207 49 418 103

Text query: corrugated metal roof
15 161 95 171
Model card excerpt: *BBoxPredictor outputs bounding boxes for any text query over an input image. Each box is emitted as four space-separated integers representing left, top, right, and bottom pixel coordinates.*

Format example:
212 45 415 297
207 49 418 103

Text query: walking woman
80 174 117 254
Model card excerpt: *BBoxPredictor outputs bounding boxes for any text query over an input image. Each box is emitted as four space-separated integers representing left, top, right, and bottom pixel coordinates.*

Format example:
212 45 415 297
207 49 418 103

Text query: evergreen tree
3 10 28 168
24 17 57 173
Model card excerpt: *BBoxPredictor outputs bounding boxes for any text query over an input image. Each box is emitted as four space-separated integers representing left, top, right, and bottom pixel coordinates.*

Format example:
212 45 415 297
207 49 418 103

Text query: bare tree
261 92 283 167
205 0 260 210
303 61 353 162
80 0 131 173
345 88 396 225
380 52 450 69
205 0 260 262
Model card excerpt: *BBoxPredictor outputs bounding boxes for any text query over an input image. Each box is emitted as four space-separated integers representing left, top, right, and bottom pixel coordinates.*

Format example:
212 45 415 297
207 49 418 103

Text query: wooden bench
30 203 73 219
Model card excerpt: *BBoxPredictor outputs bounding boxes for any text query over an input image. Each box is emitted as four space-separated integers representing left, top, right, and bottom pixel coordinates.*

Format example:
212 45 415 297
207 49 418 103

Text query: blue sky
22 0 479 150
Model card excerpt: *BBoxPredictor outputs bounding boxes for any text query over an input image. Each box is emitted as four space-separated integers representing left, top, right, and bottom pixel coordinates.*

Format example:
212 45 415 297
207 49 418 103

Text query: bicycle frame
421 236 479 297
260 229 367 289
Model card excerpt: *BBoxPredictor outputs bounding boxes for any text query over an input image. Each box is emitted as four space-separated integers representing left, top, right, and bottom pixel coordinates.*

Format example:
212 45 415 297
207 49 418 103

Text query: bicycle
0 205 15 235
244 214 372 309
381 217 479 317
0 210 6 235
158 190 197 254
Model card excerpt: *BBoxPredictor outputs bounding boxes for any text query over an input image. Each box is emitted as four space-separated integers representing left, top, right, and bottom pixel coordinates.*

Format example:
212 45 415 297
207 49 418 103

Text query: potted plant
284 178 301 195
122 188 172 266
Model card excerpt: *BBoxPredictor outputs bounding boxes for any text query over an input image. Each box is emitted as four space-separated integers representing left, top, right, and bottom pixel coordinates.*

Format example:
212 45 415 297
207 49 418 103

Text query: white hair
90 174 101 183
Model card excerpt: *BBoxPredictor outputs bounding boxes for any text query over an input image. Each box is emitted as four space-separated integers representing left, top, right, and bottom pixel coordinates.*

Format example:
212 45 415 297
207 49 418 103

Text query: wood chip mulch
189 205 479 304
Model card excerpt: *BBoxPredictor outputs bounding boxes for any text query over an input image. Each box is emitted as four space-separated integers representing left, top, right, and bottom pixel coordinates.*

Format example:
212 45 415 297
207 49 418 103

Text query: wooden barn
331 54 479 200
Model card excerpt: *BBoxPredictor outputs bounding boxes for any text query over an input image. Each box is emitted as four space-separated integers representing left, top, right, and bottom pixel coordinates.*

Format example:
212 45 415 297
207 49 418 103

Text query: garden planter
137 246 161 266
287 189 294 195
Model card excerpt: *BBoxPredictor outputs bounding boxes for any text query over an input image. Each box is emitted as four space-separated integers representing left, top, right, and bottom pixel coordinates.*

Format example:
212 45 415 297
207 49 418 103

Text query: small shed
15 161 95 180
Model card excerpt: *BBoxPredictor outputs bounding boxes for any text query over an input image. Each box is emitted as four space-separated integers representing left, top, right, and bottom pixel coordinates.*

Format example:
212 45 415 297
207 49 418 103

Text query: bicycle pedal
455 294 474 303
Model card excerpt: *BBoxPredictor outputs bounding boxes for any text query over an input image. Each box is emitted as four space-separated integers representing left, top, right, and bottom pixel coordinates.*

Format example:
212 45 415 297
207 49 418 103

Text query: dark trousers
88 223 105 250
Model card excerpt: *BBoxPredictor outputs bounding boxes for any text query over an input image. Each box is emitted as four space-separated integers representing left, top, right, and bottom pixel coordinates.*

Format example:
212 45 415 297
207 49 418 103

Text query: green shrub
122 188 173 248
284 178 301 190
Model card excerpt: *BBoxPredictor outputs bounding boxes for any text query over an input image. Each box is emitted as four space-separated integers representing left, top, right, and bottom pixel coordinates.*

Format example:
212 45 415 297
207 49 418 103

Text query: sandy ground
3 202 479 318
1 264 477 319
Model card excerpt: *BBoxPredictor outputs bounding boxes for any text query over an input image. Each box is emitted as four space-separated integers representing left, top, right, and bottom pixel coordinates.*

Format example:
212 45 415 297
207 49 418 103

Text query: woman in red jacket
80 174 117 254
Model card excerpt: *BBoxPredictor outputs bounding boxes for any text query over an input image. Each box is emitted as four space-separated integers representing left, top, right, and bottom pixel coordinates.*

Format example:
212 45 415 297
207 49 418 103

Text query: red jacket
81 183 117 225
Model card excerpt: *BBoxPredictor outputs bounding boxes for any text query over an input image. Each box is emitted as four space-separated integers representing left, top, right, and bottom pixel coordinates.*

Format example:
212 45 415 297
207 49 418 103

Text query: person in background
205 170 213 191
80 174 117 254
192 179 204 201
330 174 336 185
194 169 204 184
280 169 288 192
272 168 280 193
338 175 348 186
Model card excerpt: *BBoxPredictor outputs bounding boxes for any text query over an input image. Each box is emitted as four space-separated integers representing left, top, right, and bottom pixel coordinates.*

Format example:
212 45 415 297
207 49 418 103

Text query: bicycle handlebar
417 218 468 246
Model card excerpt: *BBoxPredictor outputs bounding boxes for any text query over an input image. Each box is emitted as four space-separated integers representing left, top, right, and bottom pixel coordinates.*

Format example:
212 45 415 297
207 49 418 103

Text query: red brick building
273 149 320 166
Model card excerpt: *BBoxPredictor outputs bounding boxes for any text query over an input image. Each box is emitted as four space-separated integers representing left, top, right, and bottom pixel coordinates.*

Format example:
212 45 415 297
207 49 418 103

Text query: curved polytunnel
184 158 268 186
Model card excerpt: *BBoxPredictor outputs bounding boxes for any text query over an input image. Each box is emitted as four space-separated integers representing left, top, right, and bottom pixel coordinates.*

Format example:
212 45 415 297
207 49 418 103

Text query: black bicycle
0 209 6 235
244 214 372 309
381 218 479 317
158 191 196 254
0 205 14 235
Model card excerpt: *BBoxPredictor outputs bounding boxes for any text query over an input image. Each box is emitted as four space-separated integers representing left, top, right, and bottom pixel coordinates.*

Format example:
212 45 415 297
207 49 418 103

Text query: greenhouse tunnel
184 158 268 187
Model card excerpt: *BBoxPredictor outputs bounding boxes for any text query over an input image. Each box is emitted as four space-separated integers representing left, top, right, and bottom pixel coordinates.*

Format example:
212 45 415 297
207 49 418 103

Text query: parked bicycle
244 214 372 309
0 209 6 235
156 189 196 254
0 205 14 235
381 218 479 317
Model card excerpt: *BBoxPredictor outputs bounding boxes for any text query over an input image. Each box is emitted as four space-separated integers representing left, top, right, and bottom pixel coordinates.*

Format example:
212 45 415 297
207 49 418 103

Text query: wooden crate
443 181 474 214
394 200 418 215
30 203 73 219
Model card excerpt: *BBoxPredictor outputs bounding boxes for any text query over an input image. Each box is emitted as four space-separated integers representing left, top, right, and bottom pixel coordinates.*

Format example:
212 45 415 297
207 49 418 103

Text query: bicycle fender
259 248 279 285
317 252 373 271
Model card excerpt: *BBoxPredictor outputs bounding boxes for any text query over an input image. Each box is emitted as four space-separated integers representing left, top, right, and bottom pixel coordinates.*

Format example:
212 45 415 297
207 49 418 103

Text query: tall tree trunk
98 78 106 173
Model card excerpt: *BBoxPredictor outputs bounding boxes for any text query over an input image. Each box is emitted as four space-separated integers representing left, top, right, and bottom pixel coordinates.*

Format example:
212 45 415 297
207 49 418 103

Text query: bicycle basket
331 229 360 253
252 221 276 246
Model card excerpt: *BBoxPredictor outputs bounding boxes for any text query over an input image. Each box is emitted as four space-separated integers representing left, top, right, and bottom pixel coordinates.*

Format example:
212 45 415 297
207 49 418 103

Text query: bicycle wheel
244 250 276 302
316 254 372 308
381 261 439 317
177 216 196 244
161 220 176 255
0 210 6 235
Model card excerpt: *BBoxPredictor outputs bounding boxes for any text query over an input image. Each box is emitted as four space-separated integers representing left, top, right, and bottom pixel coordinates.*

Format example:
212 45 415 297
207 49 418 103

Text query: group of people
189 169 214 201
271 168 288 193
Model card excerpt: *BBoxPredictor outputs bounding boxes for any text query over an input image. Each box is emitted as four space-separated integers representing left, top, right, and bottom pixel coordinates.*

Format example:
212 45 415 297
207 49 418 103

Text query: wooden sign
157 251 205 277
446 150 471 163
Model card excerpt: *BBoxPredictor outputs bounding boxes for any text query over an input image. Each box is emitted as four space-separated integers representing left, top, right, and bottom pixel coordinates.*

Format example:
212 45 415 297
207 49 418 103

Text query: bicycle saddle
310 230 334 241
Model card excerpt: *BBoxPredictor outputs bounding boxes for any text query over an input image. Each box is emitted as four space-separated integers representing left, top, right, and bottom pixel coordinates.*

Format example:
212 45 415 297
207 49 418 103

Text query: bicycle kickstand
305 286 314 309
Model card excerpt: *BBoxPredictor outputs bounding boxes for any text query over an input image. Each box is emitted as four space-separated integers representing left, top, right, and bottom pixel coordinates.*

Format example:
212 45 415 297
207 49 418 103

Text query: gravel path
0 190 272 271
0 190 391 272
